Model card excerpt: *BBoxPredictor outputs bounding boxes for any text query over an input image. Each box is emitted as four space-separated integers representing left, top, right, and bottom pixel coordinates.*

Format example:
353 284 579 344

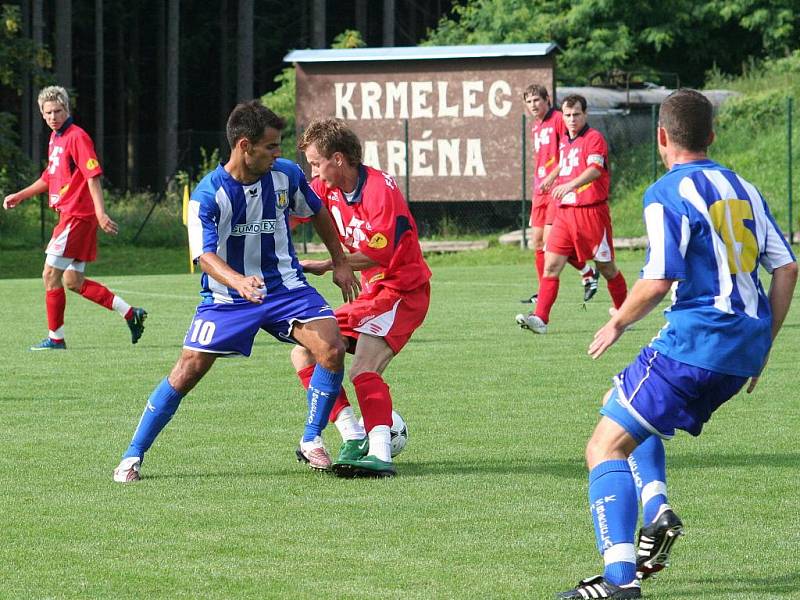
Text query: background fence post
521 113 527 250
651 103 658 182
404 119 410 204
788 97 794 243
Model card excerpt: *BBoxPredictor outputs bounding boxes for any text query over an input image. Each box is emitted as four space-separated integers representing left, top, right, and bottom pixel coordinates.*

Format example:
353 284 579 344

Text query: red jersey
41 119 103 218
310 166 431 294
531 108 566 193
555 125 610 207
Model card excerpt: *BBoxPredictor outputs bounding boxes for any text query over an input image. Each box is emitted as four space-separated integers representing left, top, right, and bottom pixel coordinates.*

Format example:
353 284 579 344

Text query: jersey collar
567 124 590 142
670 158 716 172
344 164 368 205
55 117 74 137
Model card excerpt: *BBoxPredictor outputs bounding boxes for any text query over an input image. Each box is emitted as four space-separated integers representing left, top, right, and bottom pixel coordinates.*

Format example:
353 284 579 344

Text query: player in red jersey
522 84 597 305
517 94 627 334
3 86 147 350
293 118 431 477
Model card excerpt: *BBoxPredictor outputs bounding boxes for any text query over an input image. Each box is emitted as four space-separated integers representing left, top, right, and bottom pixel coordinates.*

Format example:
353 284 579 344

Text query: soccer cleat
636 507 684 580
296 436 332 471
113 457 142 483
127 308 148 344
520 293 539 304
583 271 600 303
556 575 641 599
332 455 396 478
515 312 548 334
336 437 369 462
29 338 67 351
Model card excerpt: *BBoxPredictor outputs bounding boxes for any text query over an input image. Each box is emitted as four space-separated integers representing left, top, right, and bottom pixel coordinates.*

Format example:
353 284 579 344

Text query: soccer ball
358 409 408 457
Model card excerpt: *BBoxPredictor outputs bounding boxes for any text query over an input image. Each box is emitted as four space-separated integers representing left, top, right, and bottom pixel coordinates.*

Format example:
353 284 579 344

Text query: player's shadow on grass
399 458 587 479
666 451 800 470
671 572 800 595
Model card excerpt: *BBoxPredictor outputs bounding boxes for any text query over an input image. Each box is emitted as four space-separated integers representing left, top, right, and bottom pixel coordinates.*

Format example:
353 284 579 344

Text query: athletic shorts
530 193 549 228
546 203 615 263
336 281 430 354
601 347 748 440
182 286 335 357
46 213 98 263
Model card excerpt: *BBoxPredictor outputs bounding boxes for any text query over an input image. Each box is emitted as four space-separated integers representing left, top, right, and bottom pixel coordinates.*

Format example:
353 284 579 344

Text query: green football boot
333 454 396 478
336 437 369 462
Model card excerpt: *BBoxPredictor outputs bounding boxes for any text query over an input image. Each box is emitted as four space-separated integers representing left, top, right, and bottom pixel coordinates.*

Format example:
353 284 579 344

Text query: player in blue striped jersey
113 101 360 482
557 89 797 599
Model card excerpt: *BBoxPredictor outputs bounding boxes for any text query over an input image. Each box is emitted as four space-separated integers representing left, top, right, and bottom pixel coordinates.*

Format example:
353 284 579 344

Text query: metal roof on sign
284 43 558 64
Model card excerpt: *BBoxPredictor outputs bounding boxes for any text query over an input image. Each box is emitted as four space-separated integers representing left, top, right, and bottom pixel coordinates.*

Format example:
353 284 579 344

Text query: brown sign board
286 44 557 201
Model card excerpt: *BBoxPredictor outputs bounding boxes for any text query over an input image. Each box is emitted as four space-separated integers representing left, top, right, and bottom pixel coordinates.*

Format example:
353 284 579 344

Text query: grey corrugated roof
284 43 557 64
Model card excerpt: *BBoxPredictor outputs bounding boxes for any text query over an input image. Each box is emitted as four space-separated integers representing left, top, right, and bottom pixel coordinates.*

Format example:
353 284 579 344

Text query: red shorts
546 203 615 263
530 193 559 228
46 213 98 262
335 281 430 354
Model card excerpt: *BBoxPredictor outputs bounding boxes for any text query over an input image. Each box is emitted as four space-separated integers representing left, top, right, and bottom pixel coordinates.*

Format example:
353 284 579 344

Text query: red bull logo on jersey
86 158 100 170
367 233 388 249
230 219 276 236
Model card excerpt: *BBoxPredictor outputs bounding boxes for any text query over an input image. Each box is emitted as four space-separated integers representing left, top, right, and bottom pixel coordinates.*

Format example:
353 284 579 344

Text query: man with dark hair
556 88 797 598
518 94 627 334
519 85 597 307
293 117 431 478
113 101 359 482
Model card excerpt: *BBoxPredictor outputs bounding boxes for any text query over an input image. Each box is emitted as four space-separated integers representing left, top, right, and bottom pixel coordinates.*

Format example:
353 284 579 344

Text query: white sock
335 406 366 441
112 296 132 318
49 327 65 341
580 264 592 276
368 425 392 462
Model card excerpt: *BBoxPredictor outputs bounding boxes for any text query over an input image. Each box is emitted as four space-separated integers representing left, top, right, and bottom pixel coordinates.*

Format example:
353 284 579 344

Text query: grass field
2 250 799 599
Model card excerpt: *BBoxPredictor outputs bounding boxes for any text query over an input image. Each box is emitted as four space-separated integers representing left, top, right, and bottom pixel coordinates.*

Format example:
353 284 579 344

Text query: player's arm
589 278 674 359
746 260 798 392
538 165 560 193
87 177 118 235
551 165 602 199
309 205 360 303
3 178 48 209
197 251 266 304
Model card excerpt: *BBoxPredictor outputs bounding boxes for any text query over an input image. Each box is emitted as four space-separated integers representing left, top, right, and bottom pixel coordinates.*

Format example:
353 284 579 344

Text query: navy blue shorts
182 286 334 357
601 347 747 439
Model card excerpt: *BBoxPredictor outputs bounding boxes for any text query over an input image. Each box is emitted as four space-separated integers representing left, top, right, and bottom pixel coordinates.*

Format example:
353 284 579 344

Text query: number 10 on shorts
188 318 216 345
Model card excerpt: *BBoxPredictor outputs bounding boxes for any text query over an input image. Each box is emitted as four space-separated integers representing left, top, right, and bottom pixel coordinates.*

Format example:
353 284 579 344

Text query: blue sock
628 435 668 523
589 460 639 586
122 378 184 459
302 365 344 442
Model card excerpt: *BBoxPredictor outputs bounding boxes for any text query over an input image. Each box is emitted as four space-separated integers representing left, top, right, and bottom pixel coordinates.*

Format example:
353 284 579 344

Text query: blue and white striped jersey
642 159 795 377
187 158 322 304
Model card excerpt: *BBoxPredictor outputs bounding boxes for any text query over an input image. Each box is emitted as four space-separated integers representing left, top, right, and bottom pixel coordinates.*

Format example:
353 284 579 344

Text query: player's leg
516 250 569 334
113 349 217 482
522 224 545 304
291 318 347 470
595 259 628 311
31 258 68 350
62 265 148 344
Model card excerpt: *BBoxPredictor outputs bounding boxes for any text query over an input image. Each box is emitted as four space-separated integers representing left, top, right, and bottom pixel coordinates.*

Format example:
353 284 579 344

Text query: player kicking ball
290 118 431 478
113 101 359 482
555 89 796 598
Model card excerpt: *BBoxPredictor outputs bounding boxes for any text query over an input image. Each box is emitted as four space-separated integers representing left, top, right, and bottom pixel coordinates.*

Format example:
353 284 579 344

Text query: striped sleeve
641 193 688 280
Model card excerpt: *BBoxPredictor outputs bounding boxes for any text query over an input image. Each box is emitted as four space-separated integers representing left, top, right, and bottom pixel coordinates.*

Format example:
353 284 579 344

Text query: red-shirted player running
3 86 147 350
292 118 431 478
522 84 597 305
517 94 627 334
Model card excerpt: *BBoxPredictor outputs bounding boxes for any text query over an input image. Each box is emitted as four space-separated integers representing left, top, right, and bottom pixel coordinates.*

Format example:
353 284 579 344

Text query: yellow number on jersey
708 199 758 274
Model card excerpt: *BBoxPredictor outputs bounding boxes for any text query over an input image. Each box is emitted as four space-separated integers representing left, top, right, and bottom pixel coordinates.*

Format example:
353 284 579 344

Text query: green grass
2 249 799 598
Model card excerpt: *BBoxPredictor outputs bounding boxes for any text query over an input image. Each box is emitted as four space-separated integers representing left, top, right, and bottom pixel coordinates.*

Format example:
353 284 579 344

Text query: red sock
45 288 66 335
78 279 115 310
535 249 545 283
534 276 560 324
353 371 392 432
567 256 587 273
296 364 350 423
607 271 628 309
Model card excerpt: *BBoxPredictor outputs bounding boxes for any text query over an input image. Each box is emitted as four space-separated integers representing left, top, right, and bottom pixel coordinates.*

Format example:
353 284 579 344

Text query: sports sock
45 288 66 339
607 271 628 309
112 296 133 318
534 276 559 323
589 459 639 586
296 364 352 426
334 406 366 441
302 364 344 442
367 425 392 462
568 256 588 273
628 435 668 524
123 377 184 459
535 249 545 283
353 371 393 433
78 279 115 310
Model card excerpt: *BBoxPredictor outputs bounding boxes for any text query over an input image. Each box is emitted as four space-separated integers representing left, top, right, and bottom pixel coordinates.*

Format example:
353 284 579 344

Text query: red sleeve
357 176 409 267
71 130 103 178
